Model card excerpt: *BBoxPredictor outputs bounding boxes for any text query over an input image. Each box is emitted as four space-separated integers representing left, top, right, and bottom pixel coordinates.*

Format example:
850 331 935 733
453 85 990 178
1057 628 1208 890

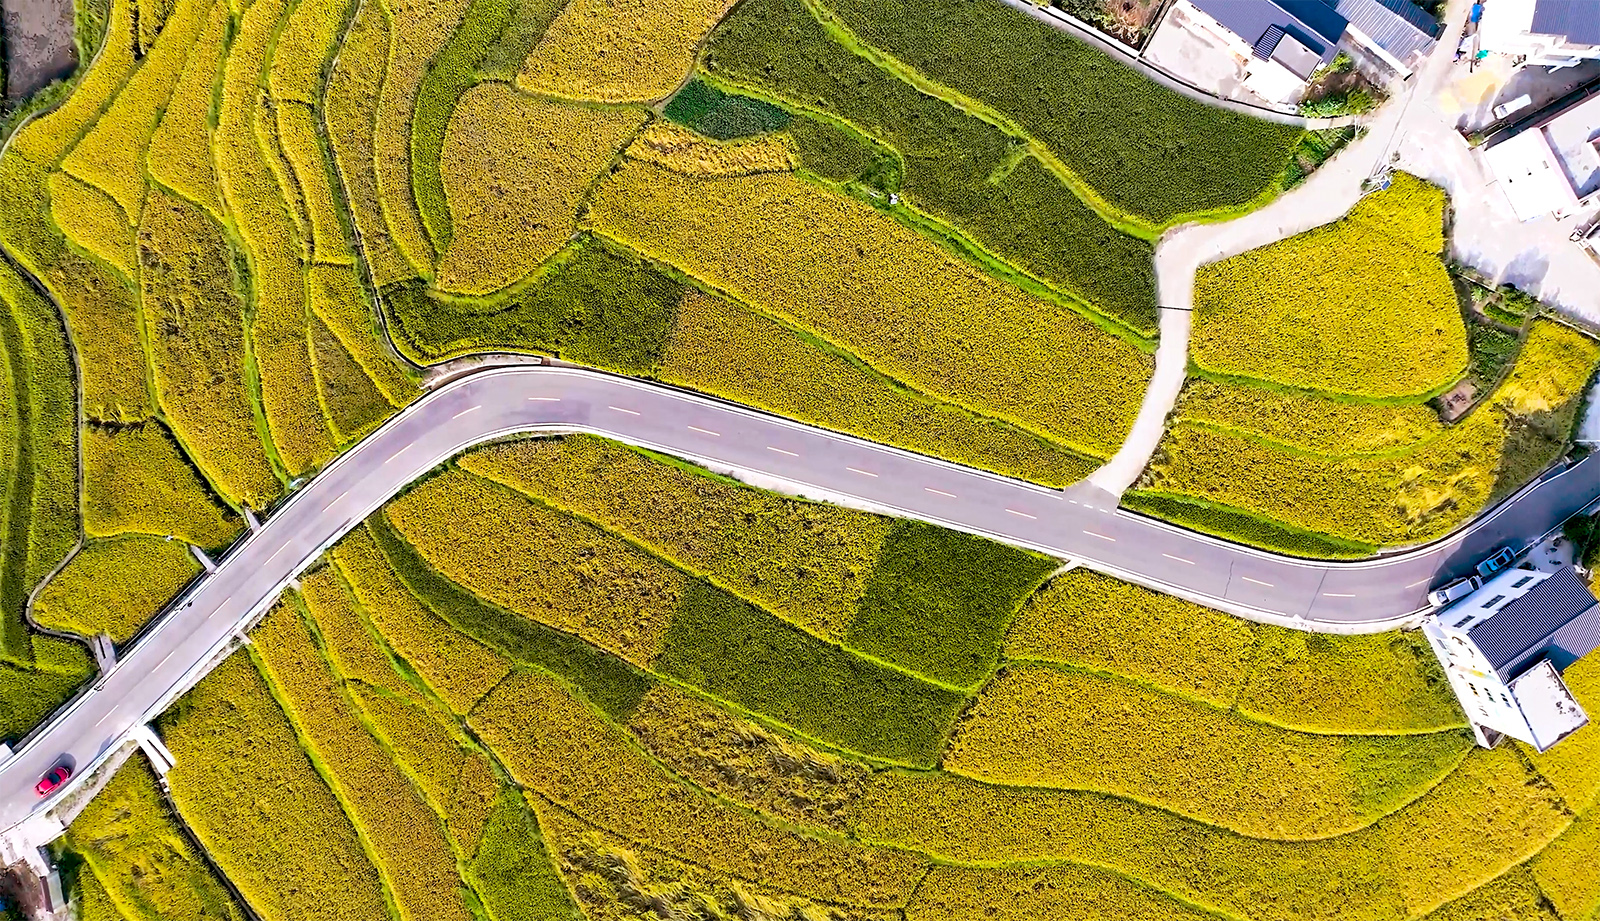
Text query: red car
35 764 71 797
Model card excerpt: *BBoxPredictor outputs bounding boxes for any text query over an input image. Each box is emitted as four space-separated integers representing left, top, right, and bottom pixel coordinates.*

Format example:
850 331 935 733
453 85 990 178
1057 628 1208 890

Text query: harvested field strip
0 637 93 740
0 260 78 657
58 0 213 219
1191 173 1466 400
138 187 281 506
468 667 931 907
943 664 1471 840
703 0 1159 332
374 0 473 277
32 535 200 642
815 0 1304 226
515 0 731 103
850 743 1572 921
47 172 136 274
657 286 1100 485
253 598 475 921
1144 320 1600 547
160 654 391 921
1172 379 1445 457
83 421 240 547
472 789 579 921
147 1 231 221
324 0 414 287
587 160 1151 458
436 86 643 295
1005 569 1465 734
459 434 892 644
64 756 249 921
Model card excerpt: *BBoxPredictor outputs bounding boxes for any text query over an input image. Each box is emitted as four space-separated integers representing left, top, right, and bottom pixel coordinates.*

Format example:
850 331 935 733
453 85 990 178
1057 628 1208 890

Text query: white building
1482 91 1600 220
1422 566 1599 751
1478 0 1600 68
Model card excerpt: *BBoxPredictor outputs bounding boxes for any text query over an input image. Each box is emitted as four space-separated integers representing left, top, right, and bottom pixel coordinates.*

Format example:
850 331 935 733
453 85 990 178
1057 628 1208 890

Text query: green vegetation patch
663 78 792 140
1123 492 1377 558
32 535 200 643
468 788 579 921
0 636 93 743
704 0 1159 333
656 580 966 766
384 238 683 372
847 520 1055 688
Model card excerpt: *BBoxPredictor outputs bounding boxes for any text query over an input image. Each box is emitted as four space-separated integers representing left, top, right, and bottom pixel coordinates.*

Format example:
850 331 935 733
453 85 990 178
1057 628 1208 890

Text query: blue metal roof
1470 568 1600 680
1531 0 1600 44
1187 0 1347 61
1334 0 1440 62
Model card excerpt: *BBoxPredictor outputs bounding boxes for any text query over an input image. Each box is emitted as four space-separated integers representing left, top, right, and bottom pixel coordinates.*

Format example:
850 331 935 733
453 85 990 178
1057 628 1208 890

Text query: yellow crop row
906 864 1216 921
625 121 795 177
1424 869 1560 921
942 664 1470 839
1192 173 1466 398
1174 378 1445 455
310 313 396 443
437 86 643 295
276 103 355 265
587 160 1151 457
138 187 281 506
163 654 391 921
1149 321 1600 546
658 288 1099 485
83 423 240 547
307 264 419 407
147 1 232 222
254 599 475 921
460 435 890 642
516 0 733 103
66 756 248 921
324 0 416 287
267 0 348 105
32 535 200 642
47 172 135 274
852 743 1571 921
374 0 472 275
297 565 409 694
1530 809 1600 921
332 526 512 713
625 683 868 832
383 470 685 667
467 668 929 906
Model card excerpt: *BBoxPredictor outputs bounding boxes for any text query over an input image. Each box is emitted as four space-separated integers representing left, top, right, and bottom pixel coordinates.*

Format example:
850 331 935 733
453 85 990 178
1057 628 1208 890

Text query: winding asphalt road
2 363 1596 837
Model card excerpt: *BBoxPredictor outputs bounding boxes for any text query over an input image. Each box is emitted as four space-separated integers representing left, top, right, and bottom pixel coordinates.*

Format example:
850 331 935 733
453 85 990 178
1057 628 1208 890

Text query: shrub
436 85 643 295
146 2 230 222
467 789 578 921
138 188 281 506
384 236 683 372
848 520 1056 688
587 160 1152 458
331 526 513 713
655 580 966 767
460 434 892 642
516 0 730 102
662 78 792 139
32 536 200 643
657 287 1100 485
63 756 248 921
945 665 1470 839
1173 379 1444 455
625 121 795 177
253 600 475 921
468 668 929 905
83 422 240 548
703 0 1159 333
383 469 686 668
907 864 1217 921
625 682 869 832
1191 173 1467 398
160 655 390 921
1004 568 1257 707
818 0 1304 226
0 636 93 742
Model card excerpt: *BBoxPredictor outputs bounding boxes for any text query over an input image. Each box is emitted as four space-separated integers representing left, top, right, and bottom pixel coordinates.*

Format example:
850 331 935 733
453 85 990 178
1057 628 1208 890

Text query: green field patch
33 535 200 643
467 788 578 921
384 237 683 371
846 520 1055 689
663 78 793 140
944 664 1470 839
0 636 93 742
62 755 249 921
656 580 966 767
83 421 241 548
703 0 1158 333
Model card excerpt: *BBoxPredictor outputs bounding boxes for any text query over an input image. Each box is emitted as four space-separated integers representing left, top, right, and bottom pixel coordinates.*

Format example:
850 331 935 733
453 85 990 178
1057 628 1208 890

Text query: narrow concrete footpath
1086 0 1472 497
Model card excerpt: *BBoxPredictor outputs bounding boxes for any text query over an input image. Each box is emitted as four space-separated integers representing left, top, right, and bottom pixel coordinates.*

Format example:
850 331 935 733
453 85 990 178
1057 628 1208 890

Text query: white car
1428 576 1482 608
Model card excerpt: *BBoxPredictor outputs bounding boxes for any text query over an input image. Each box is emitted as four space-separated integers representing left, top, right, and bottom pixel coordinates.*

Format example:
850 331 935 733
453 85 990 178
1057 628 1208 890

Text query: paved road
2 364 1596 837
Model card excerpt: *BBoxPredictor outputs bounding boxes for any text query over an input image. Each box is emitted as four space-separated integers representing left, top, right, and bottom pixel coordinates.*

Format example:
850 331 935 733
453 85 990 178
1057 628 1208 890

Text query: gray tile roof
1470 568 1600 679
1335 0 1439 61
1531 0 1600 44
1188 0 1347 61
